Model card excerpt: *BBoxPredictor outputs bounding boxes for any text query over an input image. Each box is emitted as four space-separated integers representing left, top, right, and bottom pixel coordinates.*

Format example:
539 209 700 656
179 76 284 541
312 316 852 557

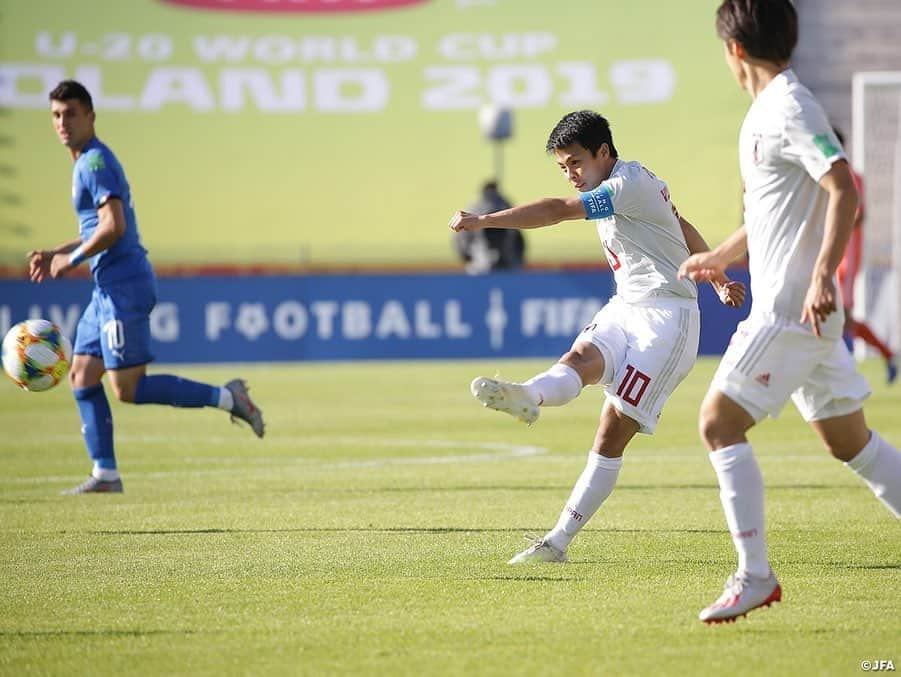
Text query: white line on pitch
0 441 549 484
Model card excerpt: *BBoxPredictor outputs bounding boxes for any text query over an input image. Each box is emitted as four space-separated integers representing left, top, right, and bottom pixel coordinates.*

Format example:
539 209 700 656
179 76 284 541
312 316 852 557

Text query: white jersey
739 68 846 338
580 159 697 303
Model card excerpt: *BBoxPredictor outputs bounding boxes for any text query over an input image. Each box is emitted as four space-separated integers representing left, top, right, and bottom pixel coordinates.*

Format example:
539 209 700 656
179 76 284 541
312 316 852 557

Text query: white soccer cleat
699 570 782 624
507 535 567 564
470 376 540 425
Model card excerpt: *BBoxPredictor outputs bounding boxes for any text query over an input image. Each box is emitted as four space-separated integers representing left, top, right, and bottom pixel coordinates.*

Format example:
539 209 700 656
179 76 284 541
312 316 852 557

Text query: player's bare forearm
712 226 748 263
27 238 80 283
678 216 711 255
449 196 585 232
801 162 858 336
484 197 585 229
813 162 859 280
678 226 747 283
678 217 746 307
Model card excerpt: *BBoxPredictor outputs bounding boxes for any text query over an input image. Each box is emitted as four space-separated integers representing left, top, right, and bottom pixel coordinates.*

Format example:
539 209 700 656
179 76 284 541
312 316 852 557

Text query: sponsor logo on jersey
159 0 430 12
754 373 770 387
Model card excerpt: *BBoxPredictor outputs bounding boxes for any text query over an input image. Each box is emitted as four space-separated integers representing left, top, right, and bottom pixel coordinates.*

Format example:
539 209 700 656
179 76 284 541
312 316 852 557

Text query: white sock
845 431 901 518
217 387 234 411
92 464 120 481
709 443 770 578
545 452 622 551
523 364 582 407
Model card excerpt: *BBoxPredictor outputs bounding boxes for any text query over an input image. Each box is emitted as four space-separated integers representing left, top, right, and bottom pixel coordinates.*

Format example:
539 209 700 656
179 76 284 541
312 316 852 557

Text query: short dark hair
546 110 618 158
715 0 797 64
49 80 94 111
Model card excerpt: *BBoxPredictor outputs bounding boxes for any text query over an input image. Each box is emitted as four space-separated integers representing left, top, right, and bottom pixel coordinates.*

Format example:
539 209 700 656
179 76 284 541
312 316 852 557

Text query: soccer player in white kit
449 110 745 565
679 0 901 624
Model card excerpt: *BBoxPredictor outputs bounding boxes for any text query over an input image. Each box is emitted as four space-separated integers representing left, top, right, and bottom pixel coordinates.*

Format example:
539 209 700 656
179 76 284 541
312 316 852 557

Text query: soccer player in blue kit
28 80 265 494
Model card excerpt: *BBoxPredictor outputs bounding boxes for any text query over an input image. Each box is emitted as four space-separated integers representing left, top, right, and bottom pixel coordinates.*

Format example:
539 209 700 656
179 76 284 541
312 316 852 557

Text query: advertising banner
0 269 750 363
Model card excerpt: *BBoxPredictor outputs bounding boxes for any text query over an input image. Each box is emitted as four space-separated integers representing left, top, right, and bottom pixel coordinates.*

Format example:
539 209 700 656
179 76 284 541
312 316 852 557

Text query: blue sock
73 384 116 470
133 374 220 408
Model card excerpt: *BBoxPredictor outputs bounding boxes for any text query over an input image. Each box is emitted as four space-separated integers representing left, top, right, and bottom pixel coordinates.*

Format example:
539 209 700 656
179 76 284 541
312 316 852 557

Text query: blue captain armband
579 184 614 220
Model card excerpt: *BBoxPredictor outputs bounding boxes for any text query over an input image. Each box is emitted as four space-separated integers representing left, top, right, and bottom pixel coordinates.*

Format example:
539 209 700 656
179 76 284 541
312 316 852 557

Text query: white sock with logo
709 443 770 578
523 364 583 407
845 431 901 518
545 452 622 551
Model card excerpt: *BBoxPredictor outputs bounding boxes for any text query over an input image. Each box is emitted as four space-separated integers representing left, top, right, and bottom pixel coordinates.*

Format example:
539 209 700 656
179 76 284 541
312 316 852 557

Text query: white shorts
712 312 871 422
573 295 700 434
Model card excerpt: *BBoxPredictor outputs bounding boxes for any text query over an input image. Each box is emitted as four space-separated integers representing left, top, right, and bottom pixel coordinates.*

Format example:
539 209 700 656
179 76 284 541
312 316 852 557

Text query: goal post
851 71 901 356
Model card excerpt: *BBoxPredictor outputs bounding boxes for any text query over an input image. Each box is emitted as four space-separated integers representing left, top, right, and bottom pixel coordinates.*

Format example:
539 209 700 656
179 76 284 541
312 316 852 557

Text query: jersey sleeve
781 96 846 183
80 149 122 209
579 174 643 220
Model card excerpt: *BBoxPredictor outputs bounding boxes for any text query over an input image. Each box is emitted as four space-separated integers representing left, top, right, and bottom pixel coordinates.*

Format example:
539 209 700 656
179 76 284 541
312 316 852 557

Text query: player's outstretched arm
678 216 746 308
49 198 127 279
449 196 586 233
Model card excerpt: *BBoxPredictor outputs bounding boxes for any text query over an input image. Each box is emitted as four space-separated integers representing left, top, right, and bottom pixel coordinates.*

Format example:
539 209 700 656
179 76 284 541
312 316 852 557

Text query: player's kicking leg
470 376 542 425
470 343 601 425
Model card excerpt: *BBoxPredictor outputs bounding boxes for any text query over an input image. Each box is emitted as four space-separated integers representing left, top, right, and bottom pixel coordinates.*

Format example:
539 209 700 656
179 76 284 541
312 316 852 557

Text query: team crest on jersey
752 133 763 165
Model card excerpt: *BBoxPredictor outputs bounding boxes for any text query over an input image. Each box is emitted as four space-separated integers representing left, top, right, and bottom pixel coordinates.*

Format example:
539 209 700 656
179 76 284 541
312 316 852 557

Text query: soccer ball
1 319 73 392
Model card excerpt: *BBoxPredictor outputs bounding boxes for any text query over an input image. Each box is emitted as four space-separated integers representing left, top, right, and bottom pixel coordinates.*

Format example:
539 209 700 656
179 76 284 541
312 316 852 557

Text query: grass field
1 357 899 675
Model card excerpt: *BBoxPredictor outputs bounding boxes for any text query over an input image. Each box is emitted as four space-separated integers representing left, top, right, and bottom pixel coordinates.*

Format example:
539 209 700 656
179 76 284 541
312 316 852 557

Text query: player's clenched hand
800 274 837 338
678 251 727 283
27 250 53 283
448 211 483 232
716 280 746 308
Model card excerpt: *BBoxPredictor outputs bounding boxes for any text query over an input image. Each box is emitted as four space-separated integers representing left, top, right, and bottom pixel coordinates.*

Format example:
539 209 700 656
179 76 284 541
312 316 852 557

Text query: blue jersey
72 137 153 286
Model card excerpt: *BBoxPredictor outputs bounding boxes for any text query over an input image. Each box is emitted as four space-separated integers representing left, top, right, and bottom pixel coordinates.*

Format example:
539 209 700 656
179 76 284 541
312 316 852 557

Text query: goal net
851 71 901 355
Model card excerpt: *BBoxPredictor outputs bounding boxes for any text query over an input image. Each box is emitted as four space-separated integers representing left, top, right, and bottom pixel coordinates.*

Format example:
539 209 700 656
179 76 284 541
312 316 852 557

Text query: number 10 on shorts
616 364 651 406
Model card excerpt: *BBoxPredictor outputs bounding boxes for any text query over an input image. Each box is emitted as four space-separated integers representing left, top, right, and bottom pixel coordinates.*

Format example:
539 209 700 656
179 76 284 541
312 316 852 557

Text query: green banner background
1 0 747 266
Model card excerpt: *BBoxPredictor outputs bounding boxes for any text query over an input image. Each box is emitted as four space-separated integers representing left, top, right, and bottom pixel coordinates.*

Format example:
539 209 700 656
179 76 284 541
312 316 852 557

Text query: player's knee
698 409 731 451
560 347 604 386
68 364 90 390
821 438 865 463
109 381 136 403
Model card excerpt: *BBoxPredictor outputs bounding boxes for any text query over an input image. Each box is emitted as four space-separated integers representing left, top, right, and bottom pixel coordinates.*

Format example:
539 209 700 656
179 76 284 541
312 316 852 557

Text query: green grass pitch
1 357 898 675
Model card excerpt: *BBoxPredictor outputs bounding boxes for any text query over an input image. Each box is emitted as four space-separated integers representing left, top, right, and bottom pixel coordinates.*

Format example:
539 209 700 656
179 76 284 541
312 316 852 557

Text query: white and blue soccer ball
1 319 72 392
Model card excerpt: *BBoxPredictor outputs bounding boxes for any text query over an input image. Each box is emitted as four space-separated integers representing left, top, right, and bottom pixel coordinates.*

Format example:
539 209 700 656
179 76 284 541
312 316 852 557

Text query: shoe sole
702 584 782 625
470 377 539 425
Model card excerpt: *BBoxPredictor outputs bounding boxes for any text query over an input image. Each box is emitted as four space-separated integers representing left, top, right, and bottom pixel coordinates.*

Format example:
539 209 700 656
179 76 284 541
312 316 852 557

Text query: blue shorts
74 276 157 370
